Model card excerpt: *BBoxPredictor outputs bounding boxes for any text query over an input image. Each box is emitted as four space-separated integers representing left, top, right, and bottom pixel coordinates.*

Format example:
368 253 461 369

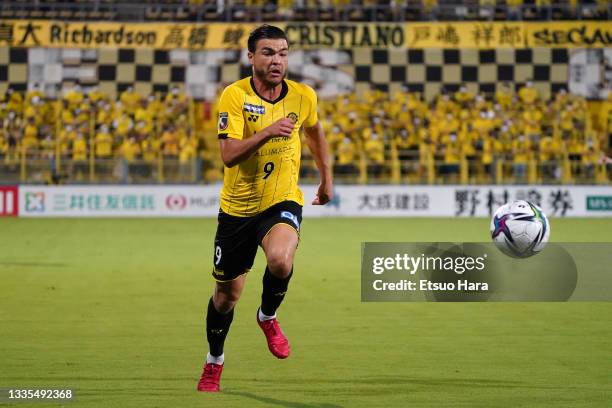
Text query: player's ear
247 51 254 64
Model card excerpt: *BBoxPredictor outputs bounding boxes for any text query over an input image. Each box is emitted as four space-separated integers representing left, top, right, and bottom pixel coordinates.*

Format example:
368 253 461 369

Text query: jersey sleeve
302 84 319 128
217 85 245 140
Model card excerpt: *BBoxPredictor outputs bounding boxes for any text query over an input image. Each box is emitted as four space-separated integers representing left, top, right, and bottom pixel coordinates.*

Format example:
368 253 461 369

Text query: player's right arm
219 119 294 168
217 85 294 168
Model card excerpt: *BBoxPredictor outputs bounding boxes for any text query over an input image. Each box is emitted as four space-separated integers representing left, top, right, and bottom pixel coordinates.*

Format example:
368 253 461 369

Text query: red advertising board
0 186 18 217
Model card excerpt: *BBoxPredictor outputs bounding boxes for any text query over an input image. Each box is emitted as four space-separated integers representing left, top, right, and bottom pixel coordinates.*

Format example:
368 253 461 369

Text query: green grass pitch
1 217 611 407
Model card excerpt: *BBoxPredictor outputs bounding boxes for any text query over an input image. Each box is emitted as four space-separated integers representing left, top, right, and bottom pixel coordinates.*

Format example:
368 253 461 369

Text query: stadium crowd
1 83 610 183
0 84 204 173
1 0 610 22
318 83 610 182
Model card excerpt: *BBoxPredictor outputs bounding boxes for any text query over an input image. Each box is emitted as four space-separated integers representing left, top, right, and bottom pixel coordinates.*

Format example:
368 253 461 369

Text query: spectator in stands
24 95 42 125
120 86 142 114
326 124 344 154
72 132 89 179
582 139 600 179
95 125 113 160
165 85 187 113
161 125 180 158
518 80 539 106
22 118 39 154
179 133 198 179
481 130 503 182
59 124 76 158
439 111 461 138
506 0 524 20
512 134 531 181
26 83 44 104
460 123 479 177
538 130 561 180
7 89 23 114
134 120 152 142
395 128 418 176
3 110 21 164
113 109 134 140
495 82 514 110
454 84 474 106
472 109 494 138
364 131 385 177
135 98 153 125
64 84 84 109
0 131 6 160
118 136 141 164
141 135 160 163
40 134 55 160
146 94 163 123
96 101 114 128
89 86 107 105
441 132 461 182
334 136 358 177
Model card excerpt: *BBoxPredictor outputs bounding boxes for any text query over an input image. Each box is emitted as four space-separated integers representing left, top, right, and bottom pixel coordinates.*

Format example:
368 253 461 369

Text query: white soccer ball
490 200 551 258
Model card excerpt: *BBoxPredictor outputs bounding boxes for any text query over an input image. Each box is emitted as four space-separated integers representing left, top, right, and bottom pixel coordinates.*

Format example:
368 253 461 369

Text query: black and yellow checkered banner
0 20 610 50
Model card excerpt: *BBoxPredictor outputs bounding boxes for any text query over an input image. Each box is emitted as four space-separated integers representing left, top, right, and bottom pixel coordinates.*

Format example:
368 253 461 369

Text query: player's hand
312 180 333 205
264 118 295 139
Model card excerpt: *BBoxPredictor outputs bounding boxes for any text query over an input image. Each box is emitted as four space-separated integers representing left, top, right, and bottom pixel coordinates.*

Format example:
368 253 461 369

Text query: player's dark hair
247 24 288 53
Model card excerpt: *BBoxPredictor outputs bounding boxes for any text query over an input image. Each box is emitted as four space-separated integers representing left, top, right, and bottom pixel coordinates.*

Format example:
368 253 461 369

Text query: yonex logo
280 211 299 229
247 114 259 122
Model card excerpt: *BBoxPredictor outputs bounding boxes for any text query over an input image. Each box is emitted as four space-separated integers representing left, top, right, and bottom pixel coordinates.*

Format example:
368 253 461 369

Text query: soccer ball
490 200 550 258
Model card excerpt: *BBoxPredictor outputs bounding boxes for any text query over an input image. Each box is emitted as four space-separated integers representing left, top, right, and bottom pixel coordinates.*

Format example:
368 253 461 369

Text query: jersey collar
250 77 288 105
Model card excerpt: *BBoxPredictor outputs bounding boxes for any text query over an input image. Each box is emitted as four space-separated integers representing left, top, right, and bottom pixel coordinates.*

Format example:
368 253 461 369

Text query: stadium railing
298 154 609 186
3 150 608 185
3 152 203 184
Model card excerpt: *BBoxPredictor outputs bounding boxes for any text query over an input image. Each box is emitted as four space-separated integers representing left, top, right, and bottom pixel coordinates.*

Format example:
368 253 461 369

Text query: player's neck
252 76 282 101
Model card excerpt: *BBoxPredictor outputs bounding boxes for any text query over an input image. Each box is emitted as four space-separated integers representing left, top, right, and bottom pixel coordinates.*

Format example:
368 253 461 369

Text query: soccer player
197 24 333 392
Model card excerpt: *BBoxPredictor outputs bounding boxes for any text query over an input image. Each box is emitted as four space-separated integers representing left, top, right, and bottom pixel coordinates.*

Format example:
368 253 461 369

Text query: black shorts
212 200 302 282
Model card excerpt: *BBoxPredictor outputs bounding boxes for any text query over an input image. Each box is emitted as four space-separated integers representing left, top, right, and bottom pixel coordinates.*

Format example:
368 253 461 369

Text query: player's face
249 38 288 88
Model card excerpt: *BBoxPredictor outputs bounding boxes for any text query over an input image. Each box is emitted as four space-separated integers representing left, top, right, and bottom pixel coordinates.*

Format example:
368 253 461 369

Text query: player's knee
266 251 293 278
213 286 241 313
213 294 238 314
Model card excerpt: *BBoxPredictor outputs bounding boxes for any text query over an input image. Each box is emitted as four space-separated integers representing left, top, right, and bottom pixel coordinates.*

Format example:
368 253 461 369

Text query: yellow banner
526 22 612 48
0 20 610 50
404 22 525 48
0 21 253 49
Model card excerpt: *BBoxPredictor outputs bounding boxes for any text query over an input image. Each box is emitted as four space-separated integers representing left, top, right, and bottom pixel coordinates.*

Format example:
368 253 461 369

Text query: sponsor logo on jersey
281 210 300 229
286 112 298 123
243 103 265 115
218 112 228 131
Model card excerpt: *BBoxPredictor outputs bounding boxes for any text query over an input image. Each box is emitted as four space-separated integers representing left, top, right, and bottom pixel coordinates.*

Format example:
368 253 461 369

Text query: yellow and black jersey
217 77 318 217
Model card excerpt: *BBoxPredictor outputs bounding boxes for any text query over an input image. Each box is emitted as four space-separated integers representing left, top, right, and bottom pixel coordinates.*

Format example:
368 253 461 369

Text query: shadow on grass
230 375 582 391
225 391 343 408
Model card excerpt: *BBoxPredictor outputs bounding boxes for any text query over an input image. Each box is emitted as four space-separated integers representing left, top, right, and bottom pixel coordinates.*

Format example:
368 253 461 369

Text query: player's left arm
304 121 333 205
